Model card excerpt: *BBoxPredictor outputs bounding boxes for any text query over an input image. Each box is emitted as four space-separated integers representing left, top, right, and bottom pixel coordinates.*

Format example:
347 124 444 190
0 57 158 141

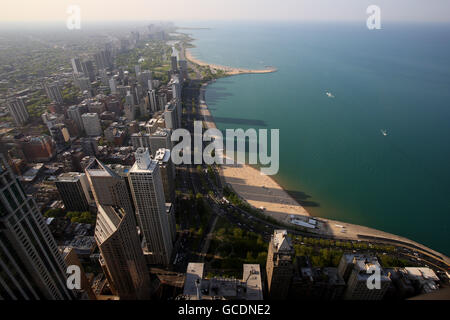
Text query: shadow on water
285 189 320 208
205 81 267 126
205 90 233 105
206 115 267 126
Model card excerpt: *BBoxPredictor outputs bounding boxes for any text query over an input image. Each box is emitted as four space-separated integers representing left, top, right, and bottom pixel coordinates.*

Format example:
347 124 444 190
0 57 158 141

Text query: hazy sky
2 0 450 23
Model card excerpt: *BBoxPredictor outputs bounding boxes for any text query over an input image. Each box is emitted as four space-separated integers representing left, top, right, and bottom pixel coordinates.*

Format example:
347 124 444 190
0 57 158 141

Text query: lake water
183 21 450 255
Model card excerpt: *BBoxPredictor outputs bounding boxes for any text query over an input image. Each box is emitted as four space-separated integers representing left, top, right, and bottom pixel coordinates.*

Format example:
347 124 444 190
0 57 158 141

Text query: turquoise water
184 21 450 255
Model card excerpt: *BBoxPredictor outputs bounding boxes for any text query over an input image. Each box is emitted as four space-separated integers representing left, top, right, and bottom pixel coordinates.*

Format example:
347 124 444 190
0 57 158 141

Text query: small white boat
326 92 335 98
381 129 388 136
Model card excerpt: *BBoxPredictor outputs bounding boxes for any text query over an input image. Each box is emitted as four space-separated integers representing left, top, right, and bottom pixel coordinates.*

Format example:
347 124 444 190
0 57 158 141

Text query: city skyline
0 10 448 304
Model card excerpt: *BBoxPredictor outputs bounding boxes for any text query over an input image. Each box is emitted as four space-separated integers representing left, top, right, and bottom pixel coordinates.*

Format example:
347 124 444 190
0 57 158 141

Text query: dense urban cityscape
1 18 449 307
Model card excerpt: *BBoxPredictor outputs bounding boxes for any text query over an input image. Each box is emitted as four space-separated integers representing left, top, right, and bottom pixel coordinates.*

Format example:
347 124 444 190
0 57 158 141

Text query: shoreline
198 83 310 221
185 43 450 265
185 48 277 75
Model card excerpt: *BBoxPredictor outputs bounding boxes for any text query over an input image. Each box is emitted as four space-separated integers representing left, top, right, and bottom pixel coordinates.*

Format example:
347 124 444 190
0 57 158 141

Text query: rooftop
57 172 83 182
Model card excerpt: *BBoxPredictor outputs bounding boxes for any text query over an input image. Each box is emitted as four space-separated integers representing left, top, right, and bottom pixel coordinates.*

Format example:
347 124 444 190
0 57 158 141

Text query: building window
3 189 17 211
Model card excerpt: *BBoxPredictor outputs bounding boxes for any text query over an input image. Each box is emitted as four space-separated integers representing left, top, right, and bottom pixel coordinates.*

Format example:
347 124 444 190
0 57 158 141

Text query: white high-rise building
85 159 151 300
128 148 174 265
171 75 181 100
81 113 102 136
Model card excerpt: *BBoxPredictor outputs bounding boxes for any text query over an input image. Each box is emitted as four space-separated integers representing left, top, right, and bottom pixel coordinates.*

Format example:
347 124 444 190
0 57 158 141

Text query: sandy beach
198 85 310 222
186 49 277 75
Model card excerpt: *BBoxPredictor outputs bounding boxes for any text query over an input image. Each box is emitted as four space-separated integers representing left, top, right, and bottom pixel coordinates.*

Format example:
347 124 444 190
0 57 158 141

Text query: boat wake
326 92 335 98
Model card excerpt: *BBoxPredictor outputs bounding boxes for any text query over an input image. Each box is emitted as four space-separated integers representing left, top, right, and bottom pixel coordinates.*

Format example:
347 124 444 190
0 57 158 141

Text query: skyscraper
44 82 64 105
170 55 178 73
147 89 158 113
109 78 117 94
338 254 391 300
7 97 29 126
128 148 173 265
67 105 84 133
71 57 83 74
134 64 141 76
81 113 102 136
266 230 295 300
81 60 95 82
85 159 151 300
0 154 74 300
140 70 153 90
154 148 175 203
178 60 188 81
164 101 178 130
94 51 112 70
55 172 92 212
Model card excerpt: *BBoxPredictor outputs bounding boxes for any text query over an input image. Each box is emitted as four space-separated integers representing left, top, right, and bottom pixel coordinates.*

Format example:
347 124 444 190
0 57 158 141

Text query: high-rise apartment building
55 172 92 212
266 230 295 300
85 159 151 300
147 89 158 113
128 148 173 265
164 102 178 130
140 70 153 90
94 51 112 70
154 148 175 203
338 254 391 300
44 82 64 105
178 60 188 81
81 60 96 82
109 78 117 94
7 97 29 126
170 55 178 73
67 105 84 133
81 113 102 136
71 57 83 74
149 128 172 157
0 154 74 300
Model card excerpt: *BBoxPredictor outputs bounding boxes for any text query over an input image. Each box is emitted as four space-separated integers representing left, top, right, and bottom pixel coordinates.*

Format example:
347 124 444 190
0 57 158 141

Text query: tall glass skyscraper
0 154 74 300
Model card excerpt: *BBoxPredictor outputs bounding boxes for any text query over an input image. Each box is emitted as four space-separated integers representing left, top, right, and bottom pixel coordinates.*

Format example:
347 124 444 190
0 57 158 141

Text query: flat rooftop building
181 263 263 300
